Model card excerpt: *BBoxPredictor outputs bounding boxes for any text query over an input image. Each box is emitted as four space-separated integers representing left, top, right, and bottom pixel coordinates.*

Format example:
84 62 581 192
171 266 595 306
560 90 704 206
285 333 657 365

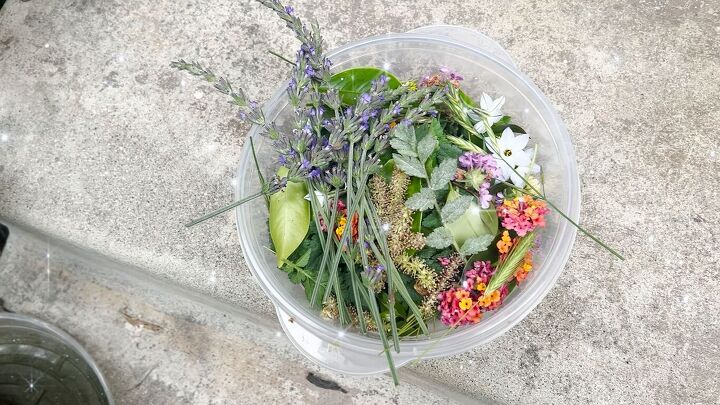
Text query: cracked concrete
1 0 719 403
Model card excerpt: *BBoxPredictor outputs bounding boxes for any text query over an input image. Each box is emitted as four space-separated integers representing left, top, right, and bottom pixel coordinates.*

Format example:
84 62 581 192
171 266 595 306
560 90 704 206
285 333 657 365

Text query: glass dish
235 25 580 374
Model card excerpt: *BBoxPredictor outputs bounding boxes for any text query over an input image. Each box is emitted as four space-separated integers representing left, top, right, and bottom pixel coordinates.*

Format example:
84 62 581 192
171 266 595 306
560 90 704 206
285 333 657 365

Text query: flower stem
185 190 267 227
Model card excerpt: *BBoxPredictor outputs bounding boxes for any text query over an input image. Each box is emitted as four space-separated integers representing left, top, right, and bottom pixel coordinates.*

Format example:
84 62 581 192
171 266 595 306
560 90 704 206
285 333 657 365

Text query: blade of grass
185 190 266 227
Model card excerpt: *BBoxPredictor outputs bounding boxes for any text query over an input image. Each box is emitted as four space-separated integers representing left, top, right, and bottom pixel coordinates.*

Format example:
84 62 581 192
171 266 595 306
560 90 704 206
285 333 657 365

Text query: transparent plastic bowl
235 26 580 375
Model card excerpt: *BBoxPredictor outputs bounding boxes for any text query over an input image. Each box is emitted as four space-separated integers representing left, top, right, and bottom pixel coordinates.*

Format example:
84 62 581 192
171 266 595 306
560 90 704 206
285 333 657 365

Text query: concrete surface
0 224 478 404
1 0 719 403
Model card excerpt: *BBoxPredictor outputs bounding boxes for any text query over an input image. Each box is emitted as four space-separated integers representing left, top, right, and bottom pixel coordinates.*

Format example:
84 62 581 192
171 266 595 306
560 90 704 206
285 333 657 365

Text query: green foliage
327 67 401 105
425 226 453 249
440 194 473 224
458 234 495 256
269 167 310 267
421 210 442 229
428 158 457 191
405 188 435 211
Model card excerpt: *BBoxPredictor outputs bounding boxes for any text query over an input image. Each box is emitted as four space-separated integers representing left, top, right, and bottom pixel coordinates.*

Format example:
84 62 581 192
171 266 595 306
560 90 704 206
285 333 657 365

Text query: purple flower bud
284 5 294 15
392 103 401 116
308 168 321 179
278 154 286 165
300 159 311 170
302 124 312 135
304 65 315 78
359 93 372 104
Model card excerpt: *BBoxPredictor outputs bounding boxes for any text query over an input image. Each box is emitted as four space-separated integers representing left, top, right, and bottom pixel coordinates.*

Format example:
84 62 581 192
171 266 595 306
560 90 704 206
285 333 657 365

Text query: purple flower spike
284 5 294 15
359 93 372 104
304 65 315 78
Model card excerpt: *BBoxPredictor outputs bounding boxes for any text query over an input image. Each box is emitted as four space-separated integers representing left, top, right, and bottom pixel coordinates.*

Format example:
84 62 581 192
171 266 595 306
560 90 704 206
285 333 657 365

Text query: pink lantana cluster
437 261 509 326
496 195 550 236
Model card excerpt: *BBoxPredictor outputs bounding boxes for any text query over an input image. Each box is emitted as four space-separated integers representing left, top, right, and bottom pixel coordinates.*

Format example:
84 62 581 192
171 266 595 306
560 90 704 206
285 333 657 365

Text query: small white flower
473 93 506 133
491 127 538 187
304 190 326 207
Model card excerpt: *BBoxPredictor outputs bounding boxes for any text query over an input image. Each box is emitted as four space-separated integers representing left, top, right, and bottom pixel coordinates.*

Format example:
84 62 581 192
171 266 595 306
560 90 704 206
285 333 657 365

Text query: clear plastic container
235 26 580 375
0 313 114 404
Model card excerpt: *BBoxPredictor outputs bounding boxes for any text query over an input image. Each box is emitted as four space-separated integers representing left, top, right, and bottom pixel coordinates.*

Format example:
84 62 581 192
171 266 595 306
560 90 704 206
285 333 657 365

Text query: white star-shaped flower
473 93 506 133
490 127 539 187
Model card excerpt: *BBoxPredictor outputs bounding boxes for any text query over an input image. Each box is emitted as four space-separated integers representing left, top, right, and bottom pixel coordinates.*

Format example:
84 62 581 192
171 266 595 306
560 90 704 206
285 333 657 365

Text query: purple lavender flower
278 154 287 165
300 159 311 170
308 168 321 179
284 5 294 15
288 77 297 90
359 93 372 104
391 103 401 116
304 65 315 78
302 124 312 135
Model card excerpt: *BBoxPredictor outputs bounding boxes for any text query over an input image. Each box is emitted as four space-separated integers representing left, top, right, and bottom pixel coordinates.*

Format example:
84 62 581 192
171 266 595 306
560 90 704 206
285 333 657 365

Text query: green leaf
293 246 311 267
392 124 416 145
379 159 395 181
444 187 498 247
421 211 442 229
437 142 463 160
441 194 472 224
429 118 444 138
429 158 457 191
416 130 438 163
327 67 401 105
459 234 495 256
389 138 415 158
426 226 453 249
405 188 435 211
269 169 310 267
392 154 427 178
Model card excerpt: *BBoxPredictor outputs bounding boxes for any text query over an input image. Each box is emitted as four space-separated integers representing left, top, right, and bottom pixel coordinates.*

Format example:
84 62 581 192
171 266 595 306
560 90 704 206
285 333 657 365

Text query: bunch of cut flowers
174 0 622 384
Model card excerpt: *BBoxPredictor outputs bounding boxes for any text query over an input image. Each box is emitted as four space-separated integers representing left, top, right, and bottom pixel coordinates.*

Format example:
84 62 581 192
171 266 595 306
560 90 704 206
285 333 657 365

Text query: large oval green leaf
328 67 401 105
269 168 310 267
445 188 498 247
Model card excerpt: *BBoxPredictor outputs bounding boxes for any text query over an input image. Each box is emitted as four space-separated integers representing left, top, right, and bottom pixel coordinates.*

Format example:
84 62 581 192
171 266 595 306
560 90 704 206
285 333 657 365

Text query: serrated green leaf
416 131 438 163
392 124 416 147
426 226 453 249
421 211 442 229
393 154 427 178
294 247 311 267
441 195 472 224
459 234 495 256
269 169 310 267
429 158 457 191
437 142 463 160
389 137 417 158
430 118 444 138
405 188 435 211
